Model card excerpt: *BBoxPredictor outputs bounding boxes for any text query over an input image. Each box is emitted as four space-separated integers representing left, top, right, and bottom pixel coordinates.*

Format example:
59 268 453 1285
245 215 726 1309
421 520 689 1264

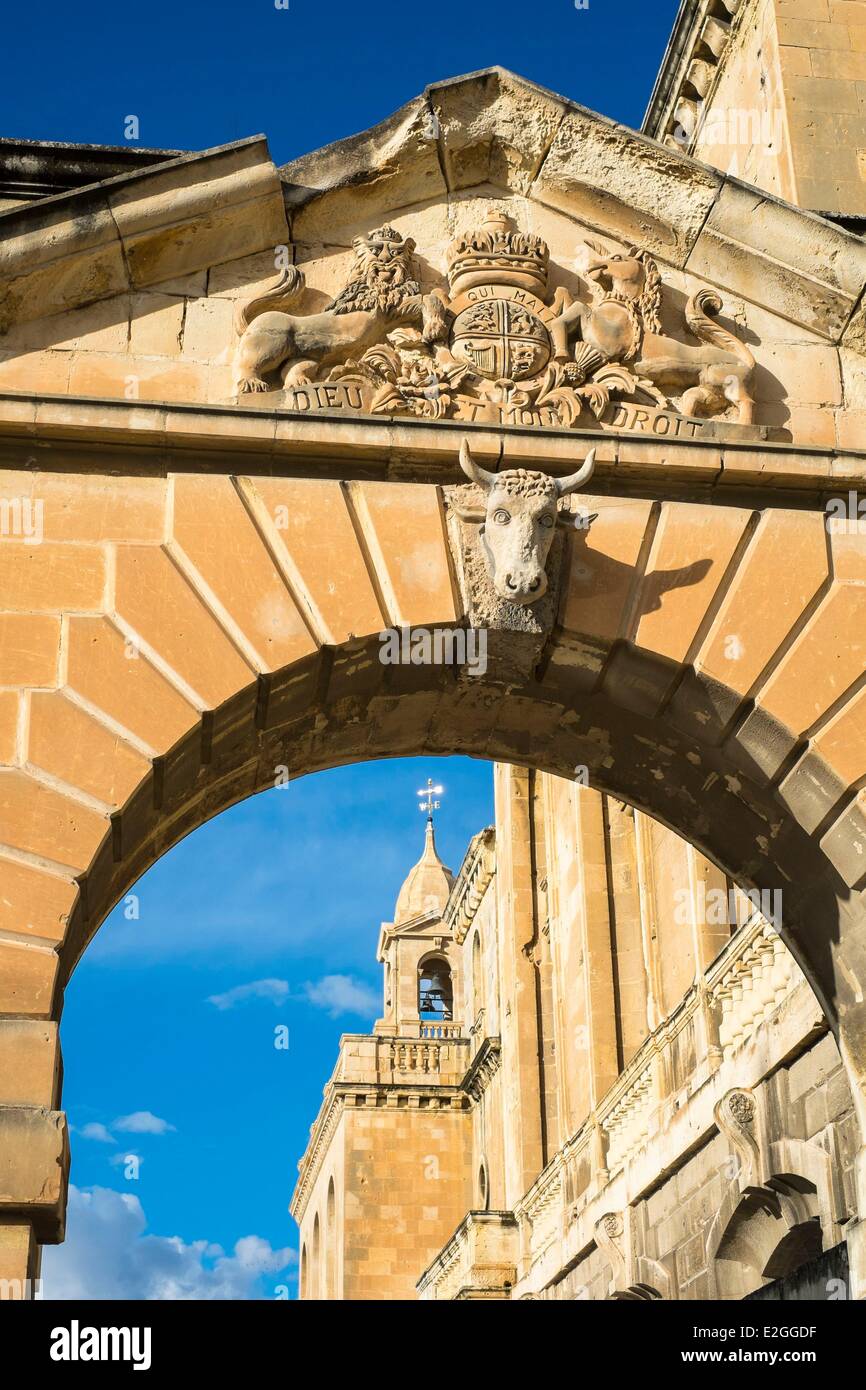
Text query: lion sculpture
555 249 756 424
233 225 447 393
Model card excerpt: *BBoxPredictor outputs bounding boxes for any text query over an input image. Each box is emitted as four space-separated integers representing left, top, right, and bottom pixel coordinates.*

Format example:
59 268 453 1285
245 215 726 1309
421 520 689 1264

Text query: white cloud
78 1122 116 1145
207 978 289 1010
304 974 379 1019
41 1186 296 1301
113 1111 176 1135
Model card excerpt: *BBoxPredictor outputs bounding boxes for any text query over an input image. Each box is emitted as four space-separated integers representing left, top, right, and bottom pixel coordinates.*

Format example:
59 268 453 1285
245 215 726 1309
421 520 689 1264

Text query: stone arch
1 466 866 1289
417 953 454 1021
324 1177 337 1300
706 1127 846 1299
471 930 483 1024
311 1211 321 1302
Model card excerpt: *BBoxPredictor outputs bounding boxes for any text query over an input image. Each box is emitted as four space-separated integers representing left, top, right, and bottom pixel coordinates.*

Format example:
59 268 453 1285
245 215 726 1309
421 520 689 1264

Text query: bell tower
291 796 474 1301
375 813 460 1038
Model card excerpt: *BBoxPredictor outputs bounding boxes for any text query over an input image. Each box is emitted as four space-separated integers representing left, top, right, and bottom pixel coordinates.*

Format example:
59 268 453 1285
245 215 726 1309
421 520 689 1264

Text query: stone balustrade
510 916 818 1295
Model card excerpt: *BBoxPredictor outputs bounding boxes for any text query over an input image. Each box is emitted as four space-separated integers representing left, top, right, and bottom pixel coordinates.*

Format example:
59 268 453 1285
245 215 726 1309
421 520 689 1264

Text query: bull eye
539 513 555 529
493 509 511 525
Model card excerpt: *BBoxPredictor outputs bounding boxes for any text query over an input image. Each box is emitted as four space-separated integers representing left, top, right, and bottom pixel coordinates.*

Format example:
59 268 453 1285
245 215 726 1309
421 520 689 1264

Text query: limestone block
0 940 58 1016
0 295 130 355
758 344 842 406
0 138 288 332
0 769 108 874
113 545 254 706
697 510 829 696
67 352 211 404
757 583 866 737
0 471 166 544
169 475 316 672
108 139 288 289
0 1107 68 1241
687 181 866 337
244 478 386 645
347 482 459 629
821 788 866 886
559 498 655 647
0 541 105 613
778 18 853 49
0 693 17 766
0 1022 60 1106
0 196 128 336
0 1221 37 1291
285 94 446 241
207 249 288 300
64 615 198 754
534 109 721 267
809 686 866 788
129 293 184 357
0 858 76 945
0 350 71 394
632 503 753 663
181 296 234 363
432 69 567 194
27 692 150 809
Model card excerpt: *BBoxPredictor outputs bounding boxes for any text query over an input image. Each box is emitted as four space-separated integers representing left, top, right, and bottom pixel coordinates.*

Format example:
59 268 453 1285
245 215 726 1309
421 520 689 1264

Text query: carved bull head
455 440 596 605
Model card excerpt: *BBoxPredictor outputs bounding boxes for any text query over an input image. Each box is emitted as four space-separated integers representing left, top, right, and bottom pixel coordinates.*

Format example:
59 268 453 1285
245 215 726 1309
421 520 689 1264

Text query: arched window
311 1212 321 1300
478 1161 489 1211
324 1178 337 1299
418 955 453 1019
300 1241 308 1300
472 931 482 1021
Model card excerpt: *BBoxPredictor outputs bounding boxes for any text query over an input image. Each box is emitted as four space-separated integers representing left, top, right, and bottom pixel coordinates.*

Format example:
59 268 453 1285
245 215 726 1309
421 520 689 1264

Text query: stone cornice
642 0 748 152
278 67 866 345
0 138 185 204
0 136 288 333
462 1038 502 1102
3 68 865 345
443 827 495 944
0 393 862 500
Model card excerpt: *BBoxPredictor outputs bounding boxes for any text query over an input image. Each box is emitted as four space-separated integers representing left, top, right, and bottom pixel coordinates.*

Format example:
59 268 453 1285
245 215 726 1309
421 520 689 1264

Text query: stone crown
446 210 550 298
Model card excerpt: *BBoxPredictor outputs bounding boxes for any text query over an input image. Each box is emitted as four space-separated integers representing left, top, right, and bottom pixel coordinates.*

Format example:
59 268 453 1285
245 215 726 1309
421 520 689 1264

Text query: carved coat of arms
232 210 758 436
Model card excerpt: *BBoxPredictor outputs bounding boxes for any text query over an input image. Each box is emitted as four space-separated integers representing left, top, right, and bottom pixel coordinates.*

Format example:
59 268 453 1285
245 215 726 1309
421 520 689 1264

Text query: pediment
1 68 865 449
378 912 451 955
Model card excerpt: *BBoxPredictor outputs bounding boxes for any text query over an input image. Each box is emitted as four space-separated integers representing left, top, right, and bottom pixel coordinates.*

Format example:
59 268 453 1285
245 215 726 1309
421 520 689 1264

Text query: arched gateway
1 68 866 1298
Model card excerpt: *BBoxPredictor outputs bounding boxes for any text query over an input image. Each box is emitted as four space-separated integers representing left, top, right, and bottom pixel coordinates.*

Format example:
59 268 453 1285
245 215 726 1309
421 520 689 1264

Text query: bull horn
555 448 596 497
459 438 501 490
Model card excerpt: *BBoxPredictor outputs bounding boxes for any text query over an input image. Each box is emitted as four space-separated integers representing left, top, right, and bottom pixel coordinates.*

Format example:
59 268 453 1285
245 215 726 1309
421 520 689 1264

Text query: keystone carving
444 438 596 681
714 1086 762 1191
451 438 596 608
232 210 759 434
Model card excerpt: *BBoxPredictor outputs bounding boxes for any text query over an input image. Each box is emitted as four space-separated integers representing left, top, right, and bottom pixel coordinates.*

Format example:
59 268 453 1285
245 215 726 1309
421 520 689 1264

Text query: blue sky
43 758 495 1298
3 0 680 163
14 0 683 1299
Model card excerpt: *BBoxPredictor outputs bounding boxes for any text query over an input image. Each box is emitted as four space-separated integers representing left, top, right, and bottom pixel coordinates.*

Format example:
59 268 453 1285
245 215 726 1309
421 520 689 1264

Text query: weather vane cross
417 778 444 822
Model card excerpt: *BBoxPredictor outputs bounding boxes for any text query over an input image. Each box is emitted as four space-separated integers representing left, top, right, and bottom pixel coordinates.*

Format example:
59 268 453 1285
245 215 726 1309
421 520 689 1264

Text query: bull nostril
505 574 518 590
529 578 541 592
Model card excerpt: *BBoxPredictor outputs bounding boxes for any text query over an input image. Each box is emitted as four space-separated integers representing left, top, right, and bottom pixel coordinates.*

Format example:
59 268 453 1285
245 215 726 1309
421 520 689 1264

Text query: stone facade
293 768 858 1300
1 9 866 1303
644 0 866 222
